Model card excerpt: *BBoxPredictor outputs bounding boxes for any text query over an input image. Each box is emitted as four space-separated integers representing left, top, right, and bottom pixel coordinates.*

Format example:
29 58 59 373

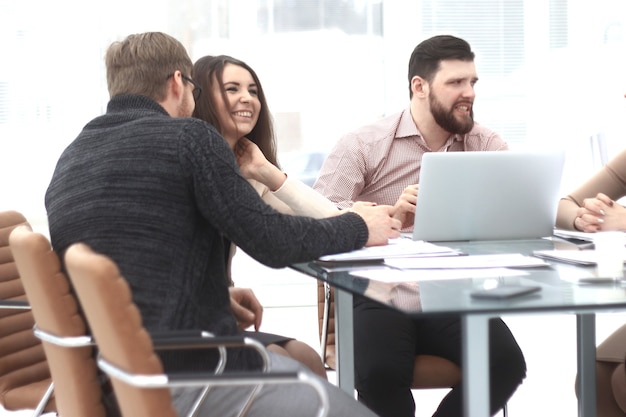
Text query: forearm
273 178 339 218
228 209 369 267
557 160 626 231
250 162 287 192
556 197 581 230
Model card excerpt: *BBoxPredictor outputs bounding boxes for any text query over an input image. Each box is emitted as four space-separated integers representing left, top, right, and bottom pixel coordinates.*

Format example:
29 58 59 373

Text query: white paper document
384 253 549 270
318 238 460 262
350 267 529 283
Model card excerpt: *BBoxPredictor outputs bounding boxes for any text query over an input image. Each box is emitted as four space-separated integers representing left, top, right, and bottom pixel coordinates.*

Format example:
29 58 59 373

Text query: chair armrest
152 333 247 349
149 329 209 340
151 333 270 372
97 356 330 417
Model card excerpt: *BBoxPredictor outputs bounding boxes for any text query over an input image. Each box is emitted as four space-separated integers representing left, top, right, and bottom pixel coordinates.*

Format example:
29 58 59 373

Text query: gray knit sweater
45 94 368 368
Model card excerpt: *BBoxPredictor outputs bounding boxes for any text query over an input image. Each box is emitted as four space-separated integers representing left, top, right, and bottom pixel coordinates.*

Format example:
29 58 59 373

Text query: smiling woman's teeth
234 111 252 117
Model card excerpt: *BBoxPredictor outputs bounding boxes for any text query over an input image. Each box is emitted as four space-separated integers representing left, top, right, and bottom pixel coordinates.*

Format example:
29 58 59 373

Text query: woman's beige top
256 177 339 218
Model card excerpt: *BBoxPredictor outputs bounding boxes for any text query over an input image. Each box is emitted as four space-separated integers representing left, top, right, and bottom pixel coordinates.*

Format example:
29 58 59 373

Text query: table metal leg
334 287 355 396
463 314 490 417
577 313 596 417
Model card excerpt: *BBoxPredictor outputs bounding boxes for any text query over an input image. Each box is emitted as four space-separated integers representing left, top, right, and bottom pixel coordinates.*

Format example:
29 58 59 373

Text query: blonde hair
105 32 193 101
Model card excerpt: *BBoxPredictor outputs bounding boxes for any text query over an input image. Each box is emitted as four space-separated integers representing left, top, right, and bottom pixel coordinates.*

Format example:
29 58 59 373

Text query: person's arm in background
313 131 368 209
480 129 509 151
235 138 339 218
557 149 626 231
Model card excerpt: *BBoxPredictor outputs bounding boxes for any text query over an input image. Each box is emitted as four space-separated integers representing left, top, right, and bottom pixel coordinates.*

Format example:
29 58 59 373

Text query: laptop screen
412 150 565 242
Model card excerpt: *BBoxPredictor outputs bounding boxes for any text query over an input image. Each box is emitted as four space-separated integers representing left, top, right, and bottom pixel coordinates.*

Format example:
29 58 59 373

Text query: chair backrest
64 242 178 417
0 211 55 413
9 224 105 417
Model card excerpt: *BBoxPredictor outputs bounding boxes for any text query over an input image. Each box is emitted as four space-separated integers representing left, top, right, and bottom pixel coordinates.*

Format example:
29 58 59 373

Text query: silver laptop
412 150 565 242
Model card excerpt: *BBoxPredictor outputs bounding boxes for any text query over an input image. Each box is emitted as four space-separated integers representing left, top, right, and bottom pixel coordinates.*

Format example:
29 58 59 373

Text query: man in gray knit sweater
45 32 398 417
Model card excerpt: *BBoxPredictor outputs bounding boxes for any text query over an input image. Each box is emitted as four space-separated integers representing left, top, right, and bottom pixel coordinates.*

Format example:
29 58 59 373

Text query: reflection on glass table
292 238 626 417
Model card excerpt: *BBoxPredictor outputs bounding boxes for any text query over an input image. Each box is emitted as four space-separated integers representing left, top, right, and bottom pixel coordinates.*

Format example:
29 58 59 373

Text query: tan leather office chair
9 224 105 417
64 242 330 417
10 224 244 417
0 211 55 415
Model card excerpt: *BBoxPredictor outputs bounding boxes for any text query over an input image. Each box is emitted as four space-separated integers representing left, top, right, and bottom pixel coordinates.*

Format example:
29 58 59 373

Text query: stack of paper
350 267 530 283
552 228 626 244
552 229 597 242
533 249 626 266
318 240 551 282
384 253 549 269
317 238 460 263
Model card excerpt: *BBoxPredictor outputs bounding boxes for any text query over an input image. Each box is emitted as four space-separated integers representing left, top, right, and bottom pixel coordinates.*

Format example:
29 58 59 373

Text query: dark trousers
353 297 527 417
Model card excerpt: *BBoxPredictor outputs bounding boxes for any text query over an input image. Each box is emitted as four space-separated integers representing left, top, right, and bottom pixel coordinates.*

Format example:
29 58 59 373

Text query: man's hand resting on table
229 287 263 331
393 184 418 229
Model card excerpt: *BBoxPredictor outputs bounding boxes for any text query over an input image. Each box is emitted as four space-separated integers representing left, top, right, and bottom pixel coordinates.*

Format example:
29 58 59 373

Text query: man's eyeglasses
181 74 202 101
166 73 202 101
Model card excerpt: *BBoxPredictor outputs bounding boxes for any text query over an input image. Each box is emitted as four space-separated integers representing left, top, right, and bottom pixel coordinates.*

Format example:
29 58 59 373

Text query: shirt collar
396 107 464 150
396 108 419 139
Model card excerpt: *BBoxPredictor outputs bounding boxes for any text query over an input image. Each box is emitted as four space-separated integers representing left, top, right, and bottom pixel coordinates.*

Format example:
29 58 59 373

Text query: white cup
594 231 626 279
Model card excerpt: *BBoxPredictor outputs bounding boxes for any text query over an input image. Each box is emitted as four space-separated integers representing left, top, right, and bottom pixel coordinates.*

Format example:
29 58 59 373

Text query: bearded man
313 35 527 417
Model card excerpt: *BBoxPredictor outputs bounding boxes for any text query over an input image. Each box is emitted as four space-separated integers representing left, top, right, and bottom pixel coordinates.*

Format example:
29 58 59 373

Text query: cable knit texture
45 94 368 369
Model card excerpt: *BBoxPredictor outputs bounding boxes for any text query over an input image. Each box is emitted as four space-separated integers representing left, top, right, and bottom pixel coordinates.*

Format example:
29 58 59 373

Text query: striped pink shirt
313 108 508 228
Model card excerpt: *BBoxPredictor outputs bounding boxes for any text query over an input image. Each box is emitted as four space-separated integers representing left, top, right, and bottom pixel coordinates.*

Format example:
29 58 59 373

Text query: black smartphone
470 285 541 300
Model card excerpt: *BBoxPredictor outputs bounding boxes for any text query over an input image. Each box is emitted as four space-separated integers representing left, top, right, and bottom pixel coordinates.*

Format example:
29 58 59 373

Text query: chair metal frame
32 323 290 417
97 321 331 417
96 344 329 417
0 300 30 310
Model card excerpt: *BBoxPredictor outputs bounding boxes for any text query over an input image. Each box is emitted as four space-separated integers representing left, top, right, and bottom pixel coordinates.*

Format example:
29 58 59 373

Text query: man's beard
429 94 474 134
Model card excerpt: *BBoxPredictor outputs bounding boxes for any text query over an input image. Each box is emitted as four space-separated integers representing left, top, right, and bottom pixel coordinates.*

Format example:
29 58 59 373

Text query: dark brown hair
408 35 475 98
193 55 278 167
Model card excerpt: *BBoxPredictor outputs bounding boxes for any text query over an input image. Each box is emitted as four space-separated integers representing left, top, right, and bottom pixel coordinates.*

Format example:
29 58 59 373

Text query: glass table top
292 238 626 317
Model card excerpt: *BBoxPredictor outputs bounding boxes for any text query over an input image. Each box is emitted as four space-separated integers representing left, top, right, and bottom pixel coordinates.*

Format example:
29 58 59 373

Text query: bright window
2 0 626 224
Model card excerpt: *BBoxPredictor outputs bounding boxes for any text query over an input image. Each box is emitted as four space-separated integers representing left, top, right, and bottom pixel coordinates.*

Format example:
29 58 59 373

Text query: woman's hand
234 137 268 180
235 138 286 190
575 193 626 232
